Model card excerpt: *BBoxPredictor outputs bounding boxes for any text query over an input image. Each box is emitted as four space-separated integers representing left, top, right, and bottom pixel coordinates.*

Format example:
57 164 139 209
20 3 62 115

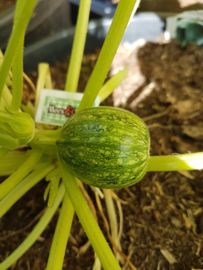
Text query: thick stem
10 0 25 112
65 0 91 93
0 0 37 100
29 129 61 149
46 193 74 270
0 184 65 270
59 157 121 270
0 149 43 200
0 150 29 172
0 161 55 218
77 0 140 111
147 152 203 171
10 39 24 111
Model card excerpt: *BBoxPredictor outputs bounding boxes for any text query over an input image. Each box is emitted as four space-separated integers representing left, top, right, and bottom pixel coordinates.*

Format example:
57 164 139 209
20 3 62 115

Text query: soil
0 0 16 13
1 39 203 270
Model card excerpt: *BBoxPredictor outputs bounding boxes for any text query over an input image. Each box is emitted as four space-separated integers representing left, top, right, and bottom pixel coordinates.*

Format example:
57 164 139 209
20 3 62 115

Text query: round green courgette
57 107 150 189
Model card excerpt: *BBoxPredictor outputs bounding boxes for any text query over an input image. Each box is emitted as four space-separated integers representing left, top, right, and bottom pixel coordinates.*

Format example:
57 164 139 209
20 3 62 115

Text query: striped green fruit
57 107 150 189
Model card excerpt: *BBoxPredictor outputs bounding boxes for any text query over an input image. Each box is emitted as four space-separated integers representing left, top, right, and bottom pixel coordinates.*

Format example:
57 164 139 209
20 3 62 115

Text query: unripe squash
57 107 150 189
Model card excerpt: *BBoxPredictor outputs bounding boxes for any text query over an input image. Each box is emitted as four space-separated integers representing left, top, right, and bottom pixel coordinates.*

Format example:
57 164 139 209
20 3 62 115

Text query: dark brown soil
0 0 16 13
1 40 203 270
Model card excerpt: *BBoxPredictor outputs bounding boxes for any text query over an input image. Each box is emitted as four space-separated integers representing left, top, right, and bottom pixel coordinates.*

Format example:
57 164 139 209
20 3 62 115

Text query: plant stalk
0 0 37 100
46 193 74 270
98 67 128 103
10 0 25 112
147 152 203 171
77 0 140 111
0 149 43 200
29 129 61 149
59 158 121 270
0 184 65 270
0 161 55 218
65 0 91 93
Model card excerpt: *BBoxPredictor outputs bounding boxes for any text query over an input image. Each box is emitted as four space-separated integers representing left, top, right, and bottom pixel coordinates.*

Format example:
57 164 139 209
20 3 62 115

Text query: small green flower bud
0 108 35 148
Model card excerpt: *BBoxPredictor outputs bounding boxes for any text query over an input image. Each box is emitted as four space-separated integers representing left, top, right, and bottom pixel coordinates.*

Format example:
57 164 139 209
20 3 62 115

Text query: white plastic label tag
35 89 100 126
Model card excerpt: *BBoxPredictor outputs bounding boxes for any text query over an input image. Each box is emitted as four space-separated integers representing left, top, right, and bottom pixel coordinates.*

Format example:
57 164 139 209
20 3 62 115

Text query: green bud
0 107 35 148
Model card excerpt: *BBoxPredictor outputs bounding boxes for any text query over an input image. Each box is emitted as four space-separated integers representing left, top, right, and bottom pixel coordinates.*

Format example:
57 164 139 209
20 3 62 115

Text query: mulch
0 0 16 13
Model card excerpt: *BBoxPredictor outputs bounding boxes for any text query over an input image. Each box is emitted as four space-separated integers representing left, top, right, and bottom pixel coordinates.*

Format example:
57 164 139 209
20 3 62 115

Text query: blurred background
0 0 203 50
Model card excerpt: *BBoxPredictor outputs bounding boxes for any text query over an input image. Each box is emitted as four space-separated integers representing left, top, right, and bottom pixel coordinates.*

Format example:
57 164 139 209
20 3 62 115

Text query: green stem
21 101 35 119
59 158 121 270
29 129 61 149
65 0 91 93
98 67 128 103
0 184 65 270
10 40 24 111
0 0 37 100
103 189 121 261
35 63 52 113
77 0 140 111
0 51 13 109
147 152 203 171
1 85 12 109
0 150 29 171
10 0 25 112
46 193 74 270
0 149 43 200
0 170 16 177
0 161 55 218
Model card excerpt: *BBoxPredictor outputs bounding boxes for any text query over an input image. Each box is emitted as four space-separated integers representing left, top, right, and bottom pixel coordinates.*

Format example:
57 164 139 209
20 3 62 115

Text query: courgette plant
0 0 203 269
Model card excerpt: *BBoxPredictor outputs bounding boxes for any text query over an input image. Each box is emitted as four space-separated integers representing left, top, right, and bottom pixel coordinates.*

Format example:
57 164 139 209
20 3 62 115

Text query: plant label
35 89 100 126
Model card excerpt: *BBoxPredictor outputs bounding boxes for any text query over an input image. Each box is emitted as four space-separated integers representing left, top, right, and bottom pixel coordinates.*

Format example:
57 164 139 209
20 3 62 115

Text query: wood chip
171 217 182 228
195 240 202 257
160 249 177 264
178 170 195 180
194 208 203 217
187 209 197 235
183 213 192 229
154 181 164 196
